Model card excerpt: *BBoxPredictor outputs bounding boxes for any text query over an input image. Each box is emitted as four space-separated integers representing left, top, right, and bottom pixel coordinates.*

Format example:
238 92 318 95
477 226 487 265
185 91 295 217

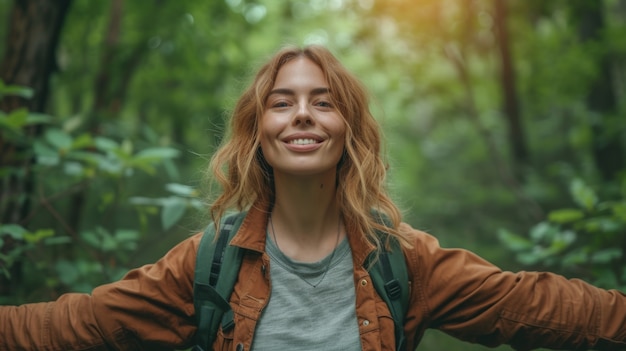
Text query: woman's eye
316 100 333 108
271 101 289 108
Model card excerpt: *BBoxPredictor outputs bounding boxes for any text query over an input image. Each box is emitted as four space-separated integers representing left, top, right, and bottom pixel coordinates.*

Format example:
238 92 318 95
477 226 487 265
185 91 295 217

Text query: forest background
1 0 625 350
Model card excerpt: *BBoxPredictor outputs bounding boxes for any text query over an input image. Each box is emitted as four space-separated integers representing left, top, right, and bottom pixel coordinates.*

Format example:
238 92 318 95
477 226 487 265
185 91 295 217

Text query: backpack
192 212 409 351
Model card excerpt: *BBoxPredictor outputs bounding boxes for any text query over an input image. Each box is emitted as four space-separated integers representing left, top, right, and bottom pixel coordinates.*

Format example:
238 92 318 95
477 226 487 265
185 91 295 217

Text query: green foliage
499 178 626 290
0 81 202 301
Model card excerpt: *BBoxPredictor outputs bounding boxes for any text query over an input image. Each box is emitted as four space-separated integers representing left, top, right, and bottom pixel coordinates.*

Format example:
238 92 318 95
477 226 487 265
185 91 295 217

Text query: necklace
269 214 341 288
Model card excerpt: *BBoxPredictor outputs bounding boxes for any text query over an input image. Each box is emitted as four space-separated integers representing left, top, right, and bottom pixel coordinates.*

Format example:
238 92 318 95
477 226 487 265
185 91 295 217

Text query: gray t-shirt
251 234 361 350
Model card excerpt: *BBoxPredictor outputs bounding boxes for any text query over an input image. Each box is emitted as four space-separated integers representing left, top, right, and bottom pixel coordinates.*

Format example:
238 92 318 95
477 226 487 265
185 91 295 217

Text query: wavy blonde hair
208 45 410 249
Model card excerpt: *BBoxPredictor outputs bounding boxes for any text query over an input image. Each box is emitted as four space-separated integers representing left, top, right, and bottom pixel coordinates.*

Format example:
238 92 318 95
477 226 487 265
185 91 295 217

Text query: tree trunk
572 0 625 182
0 0 72 296
493 0 528 171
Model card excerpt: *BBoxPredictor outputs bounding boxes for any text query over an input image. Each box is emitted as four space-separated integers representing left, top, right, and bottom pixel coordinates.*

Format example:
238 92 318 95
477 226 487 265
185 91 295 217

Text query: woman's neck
270 172 344 262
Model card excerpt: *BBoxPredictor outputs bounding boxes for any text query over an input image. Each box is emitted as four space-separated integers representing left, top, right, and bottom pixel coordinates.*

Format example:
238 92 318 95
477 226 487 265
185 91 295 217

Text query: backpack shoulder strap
368 227 410 351
193 211 247 351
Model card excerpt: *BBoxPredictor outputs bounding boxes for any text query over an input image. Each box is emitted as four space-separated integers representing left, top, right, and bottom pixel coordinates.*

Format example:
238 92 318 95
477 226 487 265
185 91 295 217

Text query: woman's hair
208 45 410 249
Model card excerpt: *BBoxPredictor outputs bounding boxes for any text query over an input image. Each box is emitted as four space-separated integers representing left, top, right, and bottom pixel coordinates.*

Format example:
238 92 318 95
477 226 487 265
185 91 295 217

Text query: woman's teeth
289 139 316 145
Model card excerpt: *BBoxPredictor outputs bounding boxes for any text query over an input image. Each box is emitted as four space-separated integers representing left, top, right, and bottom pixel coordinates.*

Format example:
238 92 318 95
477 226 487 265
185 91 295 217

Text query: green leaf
43 236 73 245
582 217 621 233
497 229 532 251
134 147 181 162
129 196 164 206
570 179 598 211
71 133 94 149
25 112 53 125
0 108 28 131
548 208 585 224
80 230 101 248
161 198 187 230
33 140 60 166
165 183 197 197
562 249 588 266
45 128 73 151
516 252 541 266
23 229 55 244
115 229 139 251
94 137 119 152
115 229 138 241
55 260 79 285
0 83 34 99
610 202 626 222
590 248 622 264
529 222 558 242
0 224 27 239
63 161 85 176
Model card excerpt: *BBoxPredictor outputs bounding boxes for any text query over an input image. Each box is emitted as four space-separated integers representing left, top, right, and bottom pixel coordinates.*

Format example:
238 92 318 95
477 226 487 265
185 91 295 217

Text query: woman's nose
292 102 314 126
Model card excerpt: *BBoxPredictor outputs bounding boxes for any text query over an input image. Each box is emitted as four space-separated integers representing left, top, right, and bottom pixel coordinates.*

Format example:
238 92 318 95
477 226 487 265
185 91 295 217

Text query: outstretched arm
0 233 202 351
402 224 626 350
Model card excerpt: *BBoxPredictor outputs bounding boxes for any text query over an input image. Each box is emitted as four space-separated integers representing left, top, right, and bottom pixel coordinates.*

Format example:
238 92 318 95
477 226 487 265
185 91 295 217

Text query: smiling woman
1 45 626 351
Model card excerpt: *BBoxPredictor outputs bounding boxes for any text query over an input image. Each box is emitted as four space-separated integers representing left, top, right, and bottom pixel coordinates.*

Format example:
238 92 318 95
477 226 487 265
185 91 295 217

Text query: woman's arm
0 233 202 351
403 224 626 350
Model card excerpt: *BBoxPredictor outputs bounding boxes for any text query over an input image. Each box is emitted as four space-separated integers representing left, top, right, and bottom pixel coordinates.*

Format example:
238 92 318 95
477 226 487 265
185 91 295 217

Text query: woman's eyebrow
268 87 330 97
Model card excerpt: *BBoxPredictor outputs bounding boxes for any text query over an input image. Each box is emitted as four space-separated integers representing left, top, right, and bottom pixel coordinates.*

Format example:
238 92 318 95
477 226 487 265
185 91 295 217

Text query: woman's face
259 57 346 179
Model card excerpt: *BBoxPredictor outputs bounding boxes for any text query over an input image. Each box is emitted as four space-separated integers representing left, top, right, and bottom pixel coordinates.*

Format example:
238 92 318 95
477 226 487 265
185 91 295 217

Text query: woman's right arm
0 232 203 351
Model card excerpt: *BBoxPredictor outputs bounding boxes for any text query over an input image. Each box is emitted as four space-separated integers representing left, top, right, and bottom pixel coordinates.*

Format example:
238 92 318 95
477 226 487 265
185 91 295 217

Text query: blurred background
1 0 625 349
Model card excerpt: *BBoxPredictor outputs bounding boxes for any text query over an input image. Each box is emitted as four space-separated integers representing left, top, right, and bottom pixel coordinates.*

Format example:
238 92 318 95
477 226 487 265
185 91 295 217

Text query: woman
1 45 625 351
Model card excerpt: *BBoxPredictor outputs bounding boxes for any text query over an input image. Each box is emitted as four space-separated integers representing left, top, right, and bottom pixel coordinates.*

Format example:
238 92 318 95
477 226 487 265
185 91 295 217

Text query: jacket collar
229 200 377 267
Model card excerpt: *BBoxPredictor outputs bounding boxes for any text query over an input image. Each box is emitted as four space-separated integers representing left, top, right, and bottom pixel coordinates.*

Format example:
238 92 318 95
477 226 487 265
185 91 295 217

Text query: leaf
45 128 73 151
0 108 28 131
43 236 73 245
582 217 621 234
497 229 532 251
0 82 34 99
33 140 60 166
610 202 626 222
591 248 622 264
529 222 557 242
516 252 541 266
129 196 163 206
165 183 197 197
134 147 181 162
548 208 585 224
80 230 101 248
71 133 94 149
25 113 54 125
115 229 139 242
570 179 598 211
23 229 55 244
94 137 119 152
562 249 588 266
55 260 79 285
161 198 187 230
63 161 85 176
0 224 27 239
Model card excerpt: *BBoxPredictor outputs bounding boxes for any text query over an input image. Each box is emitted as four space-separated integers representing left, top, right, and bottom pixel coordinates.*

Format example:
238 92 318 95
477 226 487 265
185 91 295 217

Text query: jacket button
360 279 367 286
236 343 244 351
363 320 370 326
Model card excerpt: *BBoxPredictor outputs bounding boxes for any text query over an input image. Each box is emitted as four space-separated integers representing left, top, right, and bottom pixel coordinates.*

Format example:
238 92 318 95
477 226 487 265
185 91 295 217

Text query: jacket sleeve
402 223 626 351
0 233 202 351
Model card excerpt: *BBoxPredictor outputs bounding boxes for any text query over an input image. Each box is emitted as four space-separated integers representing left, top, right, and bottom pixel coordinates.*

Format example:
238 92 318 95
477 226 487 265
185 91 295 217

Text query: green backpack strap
193 212 247 351
368 235 409 351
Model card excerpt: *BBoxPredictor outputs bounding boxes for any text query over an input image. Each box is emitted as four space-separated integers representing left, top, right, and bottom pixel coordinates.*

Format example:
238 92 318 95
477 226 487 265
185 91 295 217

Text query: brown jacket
2 204 626 351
